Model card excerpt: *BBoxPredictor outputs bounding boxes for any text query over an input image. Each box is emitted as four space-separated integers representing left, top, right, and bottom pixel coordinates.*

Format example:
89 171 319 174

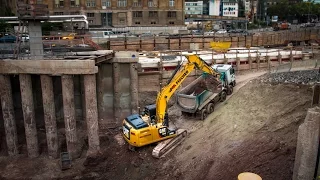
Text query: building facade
43 0 184 27
185 0 204 15
209 0 238 17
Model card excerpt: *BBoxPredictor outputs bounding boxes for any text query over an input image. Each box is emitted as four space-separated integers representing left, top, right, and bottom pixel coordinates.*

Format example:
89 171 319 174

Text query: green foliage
41 22 64 35
267 0 320 21
0 20 12 33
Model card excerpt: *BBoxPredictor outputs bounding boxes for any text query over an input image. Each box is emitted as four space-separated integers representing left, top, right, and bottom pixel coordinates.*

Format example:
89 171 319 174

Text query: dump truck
175 64 236 120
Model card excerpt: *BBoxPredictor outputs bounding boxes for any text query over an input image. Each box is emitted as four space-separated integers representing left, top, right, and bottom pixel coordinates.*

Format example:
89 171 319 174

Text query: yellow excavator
122 54 222 158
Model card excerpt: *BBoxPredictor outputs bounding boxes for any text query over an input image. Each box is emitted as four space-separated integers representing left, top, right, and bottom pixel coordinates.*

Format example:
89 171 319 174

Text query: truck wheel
207 103 214 114
227 85 233 95
201 109 207 120
220 91 227 102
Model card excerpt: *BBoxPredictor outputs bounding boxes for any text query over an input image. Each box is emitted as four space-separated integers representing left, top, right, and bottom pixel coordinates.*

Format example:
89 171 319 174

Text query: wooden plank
0 60 98 75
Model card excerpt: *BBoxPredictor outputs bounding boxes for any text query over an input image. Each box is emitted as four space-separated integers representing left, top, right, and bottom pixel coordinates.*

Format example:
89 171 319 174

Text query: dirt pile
162 79 313 180
261 70 319 85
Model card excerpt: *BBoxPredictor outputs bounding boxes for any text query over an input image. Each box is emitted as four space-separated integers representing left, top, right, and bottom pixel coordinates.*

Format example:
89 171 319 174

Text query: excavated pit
0 70 317 180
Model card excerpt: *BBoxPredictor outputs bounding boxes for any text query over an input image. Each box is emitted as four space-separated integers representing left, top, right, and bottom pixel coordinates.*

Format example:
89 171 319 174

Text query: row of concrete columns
0 74 100 159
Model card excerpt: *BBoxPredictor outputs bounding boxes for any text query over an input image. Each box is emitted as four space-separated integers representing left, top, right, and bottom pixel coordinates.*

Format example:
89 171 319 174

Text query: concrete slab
0 60 98 75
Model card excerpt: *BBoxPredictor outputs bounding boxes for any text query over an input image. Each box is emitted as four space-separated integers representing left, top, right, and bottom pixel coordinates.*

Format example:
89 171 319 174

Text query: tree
0 20 12 33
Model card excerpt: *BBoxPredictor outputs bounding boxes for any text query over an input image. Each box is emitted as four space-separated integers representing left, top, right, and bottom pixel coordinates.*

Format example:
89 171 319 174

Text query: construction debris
260 70 320 85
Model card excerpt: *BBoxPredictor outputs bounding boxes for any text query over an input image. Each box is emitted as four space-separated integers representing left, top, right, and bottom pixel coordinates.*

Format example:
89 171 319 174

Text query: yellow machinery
210 41 232 53
122 54 221 158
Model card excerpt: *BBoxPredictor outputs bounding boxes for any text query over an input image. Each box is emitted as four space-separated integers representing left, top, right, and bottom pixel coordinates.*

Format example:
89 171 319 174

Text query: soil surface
0 70 314 180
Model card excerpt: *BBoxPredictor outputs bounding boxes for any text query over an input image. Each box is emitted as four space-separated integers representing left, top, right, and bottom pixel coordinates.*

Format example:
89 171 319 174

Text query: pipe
0 17 18 20
5 19 89 29
48 15 87 20
48 19 89 29
0 15 87 21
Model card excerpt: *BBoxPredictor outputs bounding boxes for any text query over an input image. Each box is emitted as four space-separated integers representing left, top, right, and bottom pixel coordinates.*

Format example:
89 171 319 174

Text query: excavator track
152 129 187 158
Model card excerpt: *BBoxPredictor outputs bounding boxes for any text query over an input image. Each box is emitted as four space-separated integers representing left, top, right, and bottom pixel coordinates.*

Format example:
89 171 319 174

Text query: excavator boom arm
155 54 220 124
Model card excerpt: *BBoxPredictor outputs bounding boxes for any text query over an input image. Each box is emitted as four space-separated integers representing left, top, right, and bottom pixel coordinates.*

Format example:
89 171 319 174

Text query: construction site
1 2 320 180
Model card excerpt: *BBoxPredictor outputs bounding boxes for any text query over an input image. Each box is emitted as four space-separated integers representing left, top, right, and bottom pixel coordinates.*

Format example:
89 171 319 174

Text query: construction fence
107 28 320 51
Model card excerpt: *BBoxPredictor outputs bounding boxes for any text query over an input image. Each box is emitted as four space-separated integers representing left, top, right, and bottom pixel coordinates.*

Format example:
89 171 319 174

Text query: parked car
216 29 228 34
204 31 215 35
157 32 170 36
139 32 154 37
62 33 77 40
21 34 29 42
0 35 17 43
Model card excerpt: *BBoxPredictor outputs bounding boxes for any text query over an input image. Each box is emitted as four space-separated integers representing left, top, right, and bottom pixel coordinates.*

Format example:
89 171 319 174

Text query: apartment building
185 1 204 15
43 0 184 27
209 0 238 17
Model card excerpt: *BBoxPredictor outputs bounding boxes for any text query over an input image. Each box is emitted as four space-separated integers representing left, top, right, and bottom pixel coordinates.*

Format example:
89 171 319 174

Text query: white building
209 0 238 17
185 1 204 15
222 1 238 17
209 0 221 16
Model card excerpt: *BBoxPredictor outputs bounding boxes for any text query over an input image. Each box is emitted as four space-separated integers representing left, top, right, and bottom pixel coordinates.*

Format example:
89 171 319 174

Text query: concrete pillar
223 53 227 64
278 53 282 65
293 107 320 180
113 63 121 124
267 56 271 71
0 75 19 156
28 21 43 60
312 84 320 107
19 74 39 158
83 75 100 156
256 54 260 70
61 75 79 159
236 57 240 72
40 75 59 158
130 63 139 114
248 55 252 70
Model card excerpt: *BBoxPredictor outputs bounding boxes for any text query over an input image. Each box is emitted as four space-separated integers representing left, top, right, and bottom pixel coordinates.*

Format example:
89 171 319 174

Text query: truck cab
212 64 236 87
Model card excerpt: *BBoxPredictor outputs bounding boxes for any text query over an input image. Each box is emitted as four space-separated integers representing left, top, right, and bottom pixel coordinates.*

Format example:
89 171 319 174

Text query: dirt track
0 70 314 180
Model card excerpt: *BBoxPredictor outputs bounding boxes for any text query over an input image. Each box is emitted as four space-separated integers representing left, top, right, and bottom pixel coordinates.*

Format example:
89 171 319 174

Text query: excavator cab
142 104 169 126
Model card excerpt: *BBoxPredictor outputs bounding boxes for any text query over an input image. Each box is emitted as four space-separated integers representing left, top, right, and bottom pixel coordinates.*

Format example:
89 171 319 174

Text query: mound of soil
162 79 312 180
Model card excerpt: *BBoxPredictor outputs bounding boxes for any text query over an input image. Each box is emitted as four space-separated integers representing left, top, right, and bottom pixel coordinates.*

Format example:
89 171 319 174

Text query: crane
122 54 222 158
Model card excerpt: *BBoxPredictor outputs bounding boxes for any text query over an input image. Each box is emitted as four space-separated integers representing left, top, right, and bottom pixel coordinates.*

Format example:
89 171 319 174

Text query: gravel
260 70 320 85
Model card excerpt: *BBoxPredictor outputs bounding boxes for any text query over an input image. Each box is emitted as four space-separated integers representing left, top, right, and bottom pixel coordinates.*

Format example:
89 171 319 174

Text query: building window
169 0 175 7
102 0 111 7
169 21 174 24
119 18 125 23
133 0 142 7
167 11 176 18
133 11 142 18
70 0 76 6
118 0 127 7
54 12 64 15
70 11 80 15
86 0 96 7
148 0 154 7
151 21 156 24
135 22 140 24
59 0 64 7
87 13 95 17
149 11 158 18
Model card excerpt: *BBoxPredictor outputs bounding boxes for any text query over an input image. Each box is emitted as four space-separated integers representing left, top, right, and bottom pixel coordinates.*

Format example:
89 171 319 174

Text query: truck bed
175 74 222 113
